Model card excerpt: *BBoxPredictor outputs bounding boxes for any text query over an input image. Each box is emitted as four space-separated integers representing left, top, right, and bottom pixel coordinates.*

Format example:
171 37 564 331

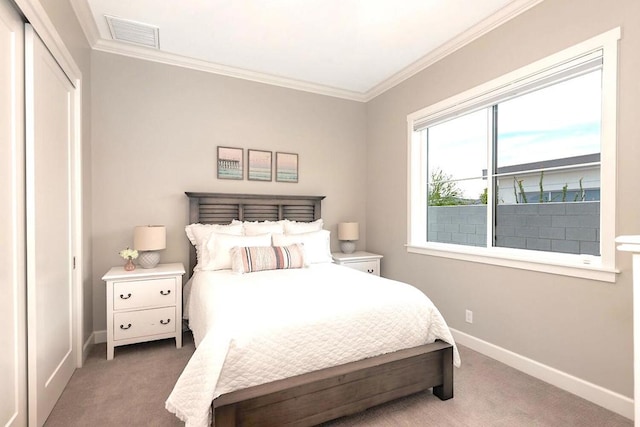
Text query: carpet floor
44 332 632 426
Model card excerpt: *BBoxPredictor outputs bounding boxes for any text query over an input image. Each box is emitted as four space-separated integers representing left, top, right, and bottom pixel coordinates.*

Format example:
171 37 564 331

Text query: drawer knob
160 290 171 296
120 323 132 330
119 293 132 299
160 319 171 325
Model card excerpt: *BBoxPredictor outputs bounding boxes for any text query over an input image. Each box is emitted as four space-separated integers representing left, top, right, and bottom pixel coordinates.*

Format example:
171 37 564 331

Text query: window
407 29 620 282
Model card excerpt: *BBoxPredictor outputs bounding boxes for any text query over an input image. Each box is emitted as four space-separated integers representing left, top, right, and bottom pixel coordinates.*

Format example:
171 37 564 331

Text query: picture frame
248 149 273 181
217 146 243 180
276 152 298 183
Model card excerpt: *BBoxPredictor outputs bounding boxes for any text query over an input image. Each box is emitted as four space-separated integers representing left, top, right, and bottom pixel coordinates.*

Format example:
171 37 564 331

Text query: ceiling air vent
105 15 159 49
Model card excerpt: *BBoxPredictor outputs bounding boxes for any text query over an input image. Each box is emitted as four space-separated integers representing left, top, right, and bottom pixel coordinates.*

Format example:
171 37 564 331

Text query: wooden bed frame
185 192 454 426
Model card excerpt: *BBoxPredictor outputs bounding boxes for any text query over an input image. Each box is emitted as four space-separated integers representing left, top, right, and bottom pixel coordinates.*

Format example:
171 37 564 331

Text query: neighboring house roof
482 153 600 176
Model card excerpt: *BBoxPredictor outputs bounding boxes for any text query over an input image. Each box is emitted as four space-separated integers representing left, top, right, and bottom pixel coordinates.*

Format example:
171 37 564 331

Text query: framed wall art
248 149 272 181
276 152 298 183
217 146 243 180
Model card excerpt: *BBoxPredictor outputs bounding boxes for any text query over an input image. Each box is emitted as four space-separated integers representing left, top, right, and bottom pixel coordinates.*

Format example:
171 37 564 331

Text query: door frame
0 0 27 425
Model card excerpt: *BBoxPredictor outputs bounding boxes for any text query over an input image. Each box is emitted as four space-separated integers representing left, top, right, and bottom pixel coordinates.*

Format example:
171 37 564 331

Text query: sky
249 150 272 169
424 70 602 200
277 152 298 172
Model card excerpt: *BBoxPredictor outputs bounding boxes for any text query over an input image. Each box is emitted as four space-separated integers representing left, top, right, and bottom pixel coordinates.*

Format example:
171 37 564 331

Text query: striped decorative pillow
230 244 306 273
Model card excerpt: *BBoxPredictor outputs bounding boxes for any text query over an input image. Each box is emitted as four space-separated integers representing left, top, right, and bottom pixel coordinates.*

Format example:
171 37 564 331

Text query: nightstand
332 251 383 276
102 262 185 360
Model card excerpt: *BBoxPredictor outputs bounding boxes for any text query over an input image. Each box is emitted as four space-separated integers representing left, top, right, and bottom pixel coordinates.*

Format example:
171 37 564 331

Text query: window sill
406 243 618 283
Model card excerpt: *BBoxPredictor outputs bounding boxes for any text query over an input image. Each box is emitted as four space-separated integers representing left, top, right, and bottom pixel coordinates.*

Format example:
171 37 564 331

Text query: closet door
0 1 26 426
25 24 77 427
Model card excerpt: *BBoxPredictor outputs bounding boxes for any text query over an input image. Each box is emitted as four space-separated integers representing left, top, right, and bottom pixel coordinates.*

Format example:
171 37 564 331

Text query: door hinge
73 256 76 269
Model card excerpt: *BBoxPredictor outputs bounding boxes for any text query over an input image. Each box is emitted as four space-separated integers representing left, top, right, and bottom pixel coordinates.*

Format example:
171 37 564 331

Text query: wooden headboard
185 192 325 274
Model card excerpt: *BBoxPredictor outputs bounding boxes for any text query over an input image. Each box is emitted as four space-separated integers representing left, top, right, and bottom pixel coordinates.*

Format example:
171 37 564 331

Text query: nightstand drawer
113 277 176 310
113 306 176 341
345 260 380 276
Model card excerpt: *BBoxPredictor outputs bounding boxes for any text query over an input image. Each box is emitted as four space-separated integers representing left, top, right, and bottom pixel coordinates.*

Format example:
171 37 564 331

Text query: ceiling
70 0 542 101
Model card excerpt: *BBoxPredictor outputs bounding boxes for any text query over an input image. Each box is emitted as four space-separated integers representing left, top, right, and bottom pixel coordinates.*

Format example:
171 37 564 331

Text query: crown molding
69 0 544 103
15 0 82 82
361 0 545 101
91 39 367 101
69 0 100 47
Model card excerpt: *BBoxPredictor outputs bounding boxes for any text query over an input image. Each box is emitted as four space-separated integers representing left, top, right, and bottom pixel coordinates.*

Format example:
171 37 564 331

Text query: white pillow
230 244 306 274
185 223 244 271
272 230 333 264
242 220 286 236
202 233 272 270
283 219 324 234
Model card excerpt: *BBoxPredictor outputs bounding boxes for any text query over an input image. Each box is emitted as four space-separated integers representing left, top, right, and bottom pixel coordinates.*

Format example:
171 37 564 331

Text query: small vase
124 258 135 271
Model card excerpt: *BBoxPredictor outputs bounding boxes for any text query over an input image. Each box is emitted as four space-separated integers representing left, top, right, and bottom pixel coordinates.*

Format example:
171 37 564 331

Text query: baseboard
450 328 634 420
94 329 107 344
82 332 95 363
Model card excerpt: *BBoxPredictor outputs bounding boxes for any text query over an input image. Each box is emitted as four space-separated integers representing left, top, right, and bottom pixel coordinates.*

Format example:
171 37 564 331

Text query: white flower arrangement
119 247 139 260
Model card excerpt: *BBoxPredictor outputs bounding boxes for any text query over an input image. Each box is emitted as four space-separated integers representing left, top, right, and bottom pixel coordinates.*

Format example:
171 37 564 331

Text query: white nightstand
332 251 383 276
102 262 185 360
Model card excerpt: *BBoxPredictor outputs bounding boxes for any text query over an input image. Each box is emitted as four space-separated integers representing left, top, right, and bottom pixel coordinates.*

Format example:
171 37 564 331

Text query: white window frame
407 28 620 283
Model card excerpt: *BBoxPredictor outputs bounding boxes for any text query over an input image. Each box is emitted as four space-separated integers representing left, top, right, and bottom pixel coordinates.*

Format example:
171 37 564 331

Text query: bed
166 192 459 427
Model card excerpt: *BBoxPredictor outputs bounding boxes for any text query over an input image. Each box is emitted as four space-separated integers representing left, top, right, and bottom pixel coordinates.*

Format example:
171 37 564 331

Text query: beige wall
39 0 94 347
366 0 639 397
91 52 367 331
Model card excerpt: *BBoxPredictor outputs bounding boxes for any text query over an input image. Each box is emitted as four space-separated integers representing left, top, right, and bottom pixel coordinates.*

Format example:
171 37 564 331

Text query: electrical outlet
465 309 473 324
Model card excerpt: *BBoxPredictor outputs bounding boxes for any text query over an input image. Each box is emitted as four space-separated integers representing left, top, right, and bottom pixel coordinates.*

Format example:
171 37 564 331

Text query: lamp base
138 250 161 269
340 241 356 254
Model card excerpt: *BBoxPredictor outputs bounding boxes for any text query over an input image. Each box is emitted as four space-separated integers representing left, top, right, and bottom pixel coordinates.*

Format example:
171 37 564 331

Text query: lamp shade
133 225 166 251
338 222 359 241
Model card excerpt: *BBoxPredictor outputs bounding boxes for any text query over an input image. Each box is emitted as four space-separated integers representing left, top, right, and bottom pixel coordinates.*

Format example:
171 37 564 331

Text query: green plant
513 172 586 204
574 177 585 201
480 188 488 204
428 168 464 206
513 177 527 203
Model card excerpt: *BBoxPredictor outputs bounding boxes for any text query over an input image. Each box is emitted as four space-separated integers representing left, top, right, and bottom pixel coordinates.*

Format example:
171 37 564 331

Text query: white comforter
166 263 460 427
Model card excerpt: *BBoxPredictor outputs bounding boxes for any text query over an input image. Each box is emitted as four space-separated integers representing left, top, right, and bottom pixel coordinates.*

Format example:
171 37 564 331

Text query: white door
0 1 26 426
25 23 77 427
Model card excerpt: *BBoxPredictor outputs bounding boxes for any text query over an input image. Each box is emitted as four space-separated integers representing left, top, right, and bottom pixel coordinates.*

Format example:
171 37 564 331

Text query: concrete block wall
427 201 600 255
427 205 487 247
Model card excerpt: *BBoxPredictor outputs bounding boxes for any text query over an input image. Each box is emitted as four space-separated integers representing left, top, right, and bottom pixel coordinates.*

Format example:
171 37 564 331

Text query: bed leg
433 345 453 400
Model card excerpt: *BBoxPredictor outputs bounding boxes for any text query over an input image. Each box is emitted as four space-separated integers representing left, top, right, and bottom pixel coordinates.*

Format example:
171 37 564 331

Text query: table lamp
134 225 166 268
338 222 359 254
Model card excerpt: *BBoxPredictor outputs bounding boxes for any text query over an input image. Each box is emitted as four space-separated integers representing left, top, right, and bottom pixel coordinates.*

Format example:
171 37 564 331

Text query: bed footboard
212 340 453 427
